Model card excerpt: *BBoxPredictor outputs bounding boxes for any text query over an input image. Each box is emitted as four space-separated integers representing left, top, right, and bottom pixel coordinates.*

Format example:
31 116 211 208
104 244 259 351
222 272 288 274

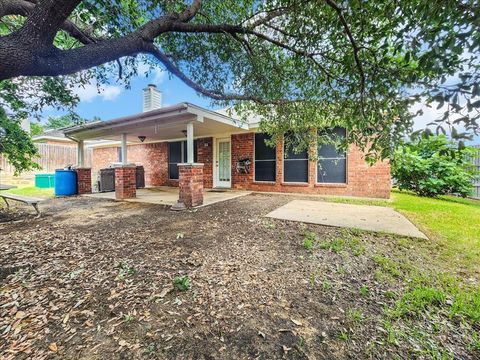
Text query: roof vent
143 84 162 112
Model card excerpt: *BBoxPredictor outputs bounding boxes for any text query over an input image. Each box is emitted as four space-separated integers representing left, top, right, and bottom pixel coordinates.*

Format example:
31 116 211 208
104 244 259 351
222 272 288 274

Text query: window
283 133 308 183
168 140 198 180
317 127 347 183
254 133 276 182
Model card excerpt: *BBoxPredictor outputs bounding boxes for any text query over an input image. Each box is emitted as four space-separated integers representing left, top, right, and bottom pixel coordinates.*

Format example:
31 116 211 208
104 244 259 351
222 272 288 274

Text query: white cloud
137 60 167 85
74 83 122 103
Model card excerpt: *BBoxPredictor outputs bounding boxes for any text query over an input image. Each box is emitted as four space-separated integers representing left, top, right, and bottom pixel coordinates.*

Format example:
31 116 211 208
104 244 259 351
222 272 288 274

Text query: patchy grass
4 186 54 199
326 190 480 274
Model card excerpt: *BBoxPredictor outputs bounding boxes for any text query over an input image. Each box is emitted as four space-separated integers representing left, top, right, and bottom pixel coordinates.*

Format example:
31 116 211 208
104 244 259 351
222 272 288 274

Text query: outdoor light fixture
138 135 146 142
181 130 187 137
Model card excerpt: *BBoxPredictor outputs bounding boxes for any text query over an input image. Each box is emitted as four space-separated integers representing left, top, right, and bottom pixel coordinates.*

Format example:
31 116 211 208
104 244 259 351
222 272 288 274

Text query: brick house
64 85 390 207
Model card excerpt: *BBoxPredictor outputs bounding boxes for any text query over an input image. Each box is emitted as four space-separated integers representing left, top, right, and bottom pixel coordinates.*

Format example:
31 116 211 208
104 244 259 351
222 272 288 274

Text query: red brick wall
76 168 92 195
93 140 213 189
231 133 254 189
91 133 390 199
231 132 391 199
115 166 136 199
178 164 204 207
92 143 168 187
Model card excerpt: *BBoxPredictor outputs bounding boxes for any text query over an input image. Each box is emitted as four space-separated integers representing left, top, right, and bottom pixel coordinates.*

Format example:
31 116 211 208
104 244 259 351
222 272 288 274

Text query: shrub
391 134 478 197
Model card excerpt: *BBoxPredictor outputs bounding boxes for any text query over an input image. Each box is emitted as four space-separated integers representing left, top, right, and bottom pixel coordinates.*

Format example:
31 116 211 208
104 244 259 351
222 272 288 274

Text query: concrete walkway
266 200 427 239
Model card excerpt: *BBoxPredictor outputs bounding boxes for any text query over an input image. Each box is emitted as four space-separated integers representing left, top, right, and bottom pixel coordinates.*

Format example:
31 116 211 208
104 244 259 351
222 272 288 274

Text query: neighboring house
33 129 77 146
64 84 390 207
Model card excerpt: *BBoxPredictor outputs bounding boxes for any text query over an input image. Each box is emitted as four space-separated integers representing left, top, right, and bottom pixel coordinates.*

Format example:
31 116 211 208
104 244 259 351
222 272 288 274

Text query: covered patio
64 102 250 208
84 186 250 207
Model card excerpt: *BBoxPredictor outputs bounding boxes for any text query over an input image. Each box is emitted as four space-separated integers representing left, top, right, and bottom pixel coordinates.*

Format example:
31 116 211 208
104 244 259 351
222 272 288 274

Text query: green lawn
2 186 54 199
328 190 480 275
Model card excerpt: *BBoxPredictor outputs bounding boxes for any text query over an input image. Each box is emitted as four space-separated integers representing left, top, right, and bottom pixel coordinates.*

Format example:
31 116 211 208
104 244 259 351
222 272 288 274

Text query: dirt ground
0 194 477 359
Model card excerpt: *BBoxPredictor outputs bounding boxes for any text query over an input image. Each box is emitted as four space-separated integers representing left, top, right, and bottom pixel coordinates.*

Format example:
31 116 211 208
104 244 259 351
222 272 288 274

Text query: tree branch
324 0 366 98
0 0 96 44
145 44 294 105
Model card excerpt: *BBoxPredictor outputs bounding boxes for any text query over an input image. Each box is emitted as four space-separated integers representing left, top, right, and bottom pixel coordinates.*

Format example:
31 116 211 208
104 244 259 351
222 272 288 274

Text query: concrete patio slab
85 187 251 207
266 200 427 239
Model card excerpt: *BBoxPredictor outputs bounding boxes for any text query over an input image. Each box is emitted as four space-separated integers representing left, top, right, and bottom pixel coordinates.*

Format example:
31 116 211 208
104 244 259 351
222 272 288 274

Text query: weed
346 308 364 324
338 330 349 341
319 238 344 253
123 313 136 323
390 285 446 318
263 220 276 229
322 280 332 291
117 261 137 280
359 285 369 297
383 320 400 346
384 290 397 300
309 273 316 287
372 255 402 278
296 337 306 352
470 331 480 350
143 343 156 355
303 238 314 250
348 237 366 256
173 275 190 291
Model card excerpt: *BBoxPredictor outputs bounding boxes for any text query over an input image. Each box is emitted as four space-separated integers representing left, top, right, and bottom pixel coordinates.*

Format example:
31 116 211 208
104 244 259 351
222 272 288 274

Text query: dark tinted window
317 127 347 183
254 133 276 182
168 140 198 179
284 133 308 183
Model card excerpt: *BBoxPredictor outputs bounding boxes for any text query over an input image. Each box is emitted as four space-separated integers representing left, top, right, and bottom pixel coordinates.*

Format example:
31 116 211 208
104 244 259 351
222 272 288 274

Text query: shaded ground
1 194 478 359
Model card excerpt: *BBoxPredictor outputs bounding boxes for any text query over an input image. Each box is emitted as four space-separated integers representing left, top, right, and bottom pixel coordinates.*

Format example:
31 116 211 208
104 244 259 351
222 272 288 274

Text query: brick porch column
115 165 136 199
76 168 92 194
178 163 204 208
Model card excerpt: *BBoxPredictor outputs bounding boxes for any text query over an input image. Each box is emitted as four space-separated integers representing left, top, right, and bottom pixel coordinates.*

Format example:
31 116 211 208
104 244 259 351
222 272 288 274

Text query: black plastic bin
136 166 145 189
99 168 115 192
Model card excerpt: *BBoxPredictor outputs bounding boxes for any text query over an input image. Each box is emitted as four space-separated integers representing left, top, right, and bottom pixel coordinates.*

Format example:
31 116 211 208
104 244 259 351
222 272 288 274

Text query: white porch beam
121 133 128 165
77 140 85 167
186 122 194 163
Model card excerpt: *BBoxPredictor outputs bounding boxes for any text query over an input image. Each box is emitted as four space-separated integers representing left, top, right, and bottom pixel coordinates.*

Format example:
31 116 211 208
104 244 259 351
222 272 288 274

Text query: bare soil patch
0 194 477 359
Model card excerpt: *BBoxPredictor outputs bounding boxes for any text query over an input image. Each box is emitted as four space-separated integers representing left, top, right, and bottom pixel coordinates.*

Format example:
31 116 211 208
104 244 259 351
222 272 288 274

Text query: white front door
215 138 231 188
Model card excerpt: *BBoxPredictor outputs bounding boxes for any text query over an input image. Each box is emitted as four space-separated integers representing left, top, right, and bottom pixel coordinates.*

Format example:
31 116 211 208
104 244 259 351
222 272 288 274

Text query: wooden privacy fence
0 143 92 175
470 145 480 199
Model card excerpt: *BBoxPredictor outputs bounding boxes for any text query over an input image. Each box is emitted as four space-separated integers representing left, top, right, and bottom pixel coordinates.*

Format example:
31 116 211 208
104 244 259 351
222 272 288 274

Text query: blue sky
42 69 479 144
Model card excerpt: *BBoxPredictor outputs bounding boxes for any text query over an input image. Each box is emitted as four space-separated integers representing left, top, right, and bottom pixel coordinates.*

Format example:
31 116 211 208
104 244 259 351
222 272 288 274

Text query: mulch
0 194 476 359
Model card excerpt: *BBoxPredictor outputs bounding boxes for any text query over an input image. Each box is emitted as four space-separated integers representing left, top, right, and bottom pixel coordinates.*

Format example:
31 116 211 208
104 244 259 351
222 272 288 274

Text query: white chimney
143 84 162 112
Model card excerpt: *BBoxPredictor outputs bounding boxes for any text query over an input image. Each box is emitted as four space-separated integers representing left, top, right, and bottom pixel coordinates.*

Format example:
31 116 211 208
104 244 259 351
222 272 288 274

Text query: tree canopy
0 0 479 161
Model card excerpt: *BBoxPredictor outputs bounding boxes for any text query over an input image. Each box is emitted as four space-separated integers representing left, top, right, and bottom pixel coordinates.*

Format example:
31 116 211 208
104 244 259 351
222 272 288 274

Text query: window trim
315 127 348 185
253 132 277 183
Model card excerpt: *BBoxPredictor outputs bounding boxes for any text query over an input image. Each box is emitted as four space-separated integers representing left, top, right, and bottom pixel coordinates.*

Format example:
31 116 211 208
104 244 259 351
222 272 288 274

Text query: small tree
392 135 477 197
0 108 40 175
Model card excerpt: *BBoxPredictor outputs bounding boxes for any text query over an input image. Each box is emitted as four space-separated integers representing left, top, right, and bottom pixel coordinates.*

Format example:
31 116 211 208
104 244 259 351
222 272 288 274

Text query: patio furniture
0 193 43 217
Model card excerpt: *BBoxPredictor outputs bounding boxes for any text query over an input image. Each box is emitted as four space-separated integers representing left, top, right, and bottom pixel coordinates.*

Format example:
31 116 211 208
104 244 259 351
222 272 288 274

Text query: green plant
372 255 402 278
392 134 478 197
322 280 332 291
359 285 369 297
303 238 314 251
302 230 316 250
346 308 364 324
319 238 344 253
338 330 349 341
173 275 190 291
116 261 137 280
123 313 136 323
